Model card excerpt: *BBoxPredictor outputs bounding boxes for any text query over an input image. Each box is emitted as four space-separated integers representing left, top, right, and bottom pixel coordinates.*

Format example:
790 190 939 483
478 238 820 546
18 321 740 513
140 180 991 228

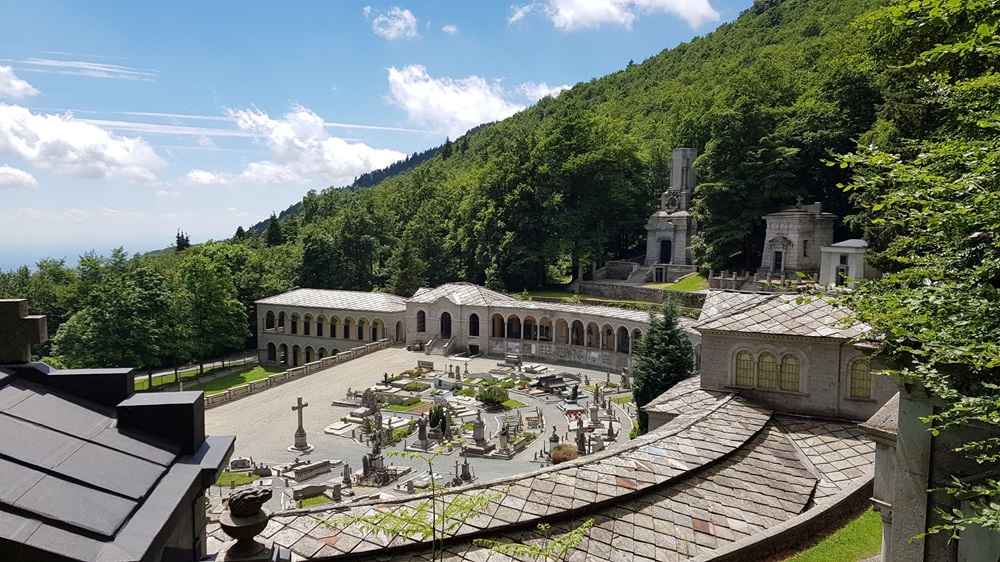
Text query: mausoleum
644 147 699 282
758 199 836 277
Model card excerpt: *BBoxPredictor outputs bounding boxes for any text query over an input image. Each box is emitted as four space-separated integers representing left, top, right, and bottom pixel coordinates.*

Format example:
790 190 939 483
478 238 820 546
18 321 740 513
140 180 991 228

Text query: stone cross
291 397 310 451
0 300 47 364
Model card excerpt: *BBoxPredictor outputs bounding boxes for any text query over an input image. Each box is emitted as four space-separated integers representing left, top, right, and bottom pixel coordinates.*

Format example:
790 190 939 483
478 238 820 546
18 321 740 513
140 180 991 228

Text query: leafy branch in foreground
474 519 595 561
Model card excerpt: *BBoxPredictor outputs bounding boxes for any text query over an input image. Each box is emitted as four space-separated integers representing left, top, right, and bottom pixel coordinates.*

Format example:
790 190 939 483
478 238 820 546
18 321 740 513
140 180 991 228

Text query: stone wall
604 260 638 279
577 281 706 309
205 338 393 409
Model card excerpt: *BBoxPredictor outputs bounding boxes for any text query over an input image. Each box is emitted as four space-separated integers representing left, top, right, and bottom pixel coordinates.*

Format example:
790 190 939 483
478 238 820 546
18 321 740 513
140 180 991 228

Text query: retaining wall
204 338 393 409
577 281 706 309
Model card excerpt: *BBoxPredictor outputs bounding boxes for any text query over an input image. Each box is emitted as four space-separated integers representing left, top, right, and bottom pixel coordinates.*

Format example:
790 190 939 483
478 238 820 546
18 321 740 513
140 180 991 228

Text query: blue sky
0 0 751 269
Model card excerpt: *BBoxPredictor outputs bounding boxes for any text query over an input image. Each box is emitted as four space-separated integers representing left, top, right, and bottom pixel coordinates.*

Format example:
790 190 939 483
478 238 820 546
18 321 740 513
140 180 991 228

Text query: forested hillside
266 0 883 292
0 0 899 370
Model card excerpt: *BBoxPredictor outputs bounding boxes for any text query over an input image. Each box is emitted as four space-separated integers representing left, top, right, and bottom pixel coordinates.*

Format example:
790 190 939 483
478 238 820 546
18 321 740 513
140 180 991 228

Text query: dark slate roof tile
15 474 136 537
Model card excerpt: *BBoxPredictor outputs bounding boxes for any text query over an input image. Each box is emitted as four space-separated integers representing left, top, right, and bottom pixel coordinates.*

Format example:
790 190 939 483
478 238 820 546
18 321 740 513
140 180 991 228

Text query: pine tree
233 226 246 241
175 229 191 251
631 300 694 434
264 213 284 246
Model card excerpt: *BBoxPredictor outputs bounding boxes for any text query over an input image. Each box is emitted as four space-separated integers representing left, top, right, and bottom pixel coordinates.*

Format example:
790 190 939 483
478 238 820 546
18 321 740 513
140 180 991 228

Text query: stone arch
305 346 314 364
395 320 404 342
468 313 480 337
440 311 452 338
539 317 553 342
358 317 371 341
265 310 276 330
555 318 570 344
571 320 585 346
523 315 537 340
586 321 600 349
330 315 340 338
601 323 614 350
267 342 277 362
416 310 427 333
277 311 286 330
372 318 384 341
316 314 326 337
303 314 313 336
292 345 301 367
343 316 355 340
318 347 327 359
616 326 630 353
332 348 341 354
279 343 289 365
290 313 300 335
491 314 505 338
506 314 522 339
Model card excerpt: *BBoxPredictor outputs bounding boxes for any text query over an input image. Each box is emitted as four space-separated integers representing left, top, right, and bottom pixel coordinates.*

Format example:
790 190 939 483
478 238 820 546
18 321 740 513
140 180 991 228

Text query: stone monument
288 397 313 453
645 148 699 282
219 488 273 559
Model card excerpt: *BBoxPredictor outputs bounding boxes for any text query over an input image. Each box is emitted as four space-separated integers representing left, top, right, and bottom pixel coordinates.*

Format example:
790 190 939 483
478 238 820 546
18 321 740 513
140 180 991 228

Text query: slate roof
0 366 234 561
408 283 513 307
209 376 875 561
828 239 867 249
694 291 868 339
257 289 407 313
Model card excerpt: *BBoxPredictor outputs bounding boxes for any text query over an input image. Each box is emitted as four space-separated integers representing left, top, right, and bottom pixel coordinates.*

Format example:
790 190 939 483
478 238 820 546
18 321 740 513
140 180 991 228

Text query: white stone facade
819 239 878 288
645 148 698 268
758 201 836 276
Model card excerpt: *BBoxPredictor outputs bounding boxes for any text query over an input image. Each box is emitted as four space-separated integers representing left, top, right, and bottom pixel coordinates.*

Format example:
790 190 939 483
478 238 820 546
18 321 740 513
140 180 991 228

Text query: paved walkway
204 347 631 509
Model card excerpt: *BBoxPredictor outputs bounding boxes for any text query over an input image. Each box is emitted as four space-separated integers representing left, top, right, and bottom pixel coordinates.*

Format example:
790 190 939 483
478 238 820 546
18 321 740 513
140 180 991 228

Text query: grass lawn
611 395 633 404
134 353 257 391
526 289 651 304
189 366 285 395
298 495 332 507
215 471 259 487
644 273 709 292
502 399 526 409
384 401 430 412
785 509 881 562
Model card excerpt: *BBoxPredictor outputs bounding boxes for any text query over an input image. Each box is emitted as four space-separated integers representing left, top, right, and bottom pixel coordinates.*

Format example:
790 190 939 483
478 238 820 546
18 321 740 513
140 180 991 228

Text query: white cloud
442 24 458 34
0 103 166 181
155 189 181 198
387 65 526 137
0 165 38 188
197 135 216 149
182 105 405 187
516 0 719 30
508 4 535 25
0 66 39 99
517 81 571 101
369 7 419 40
16 58 157 81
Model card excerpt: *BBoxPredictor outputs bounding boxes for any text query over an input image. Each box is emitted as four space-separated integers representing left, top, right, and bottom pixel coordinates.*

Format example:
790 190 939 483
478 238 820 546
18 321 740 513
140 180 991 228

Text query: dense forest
0 0 944 372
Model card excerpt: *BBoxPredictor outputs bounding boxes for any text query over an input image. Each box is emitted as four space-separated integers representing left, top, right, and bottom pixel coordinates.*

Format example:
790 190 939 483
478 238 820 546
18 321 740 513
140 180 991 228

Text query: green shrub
402 381 430 392
479 386 509 407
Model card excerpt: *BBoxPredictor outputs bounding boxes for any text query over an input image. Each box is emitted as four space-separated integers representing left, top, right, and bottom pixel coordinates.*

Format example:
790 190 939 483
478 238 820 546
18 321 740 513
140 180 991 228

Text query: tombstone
592 433 605 453
576 419 587 455
590 403 600 425
406 479 415 494
464 363 469 374
594 384 602 406
620 371 631 390
473 411 486 446
584 374 590 386
442 414 453 442
332 483 342 501
569 385 579 403
448 364 454 376
461 455 472 481
383 372 390 384
346 386 353 399
498 423 510 453
362 388 377 411
606 415 616 439
290 397 312 452
343 463 352 486
417 415 428 442
362 456 371 477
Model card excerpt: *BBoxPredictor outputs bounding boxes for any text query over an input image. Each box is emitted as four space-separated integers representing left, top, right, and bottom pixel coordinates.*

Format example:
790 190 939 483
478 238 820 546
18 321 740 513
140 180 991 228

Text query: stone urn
220 488 273 558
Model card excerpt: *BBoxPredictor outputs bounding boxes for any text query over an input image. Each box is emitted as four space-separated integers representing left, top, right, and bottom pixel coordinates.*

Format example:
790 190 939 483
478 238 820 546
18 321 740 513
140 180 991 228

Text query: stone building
0 299 234 561
644 148 698 282
257 282 676 372
819 239 878 288
256 289 408 367
758 199 836 277
675 290 894 426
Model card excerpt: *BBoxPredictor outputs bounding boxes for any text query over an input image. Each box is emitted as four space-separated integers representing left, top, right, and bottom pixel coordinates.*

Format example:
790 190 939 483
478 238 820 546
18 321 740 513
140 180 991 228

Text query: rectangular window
802 240 809 257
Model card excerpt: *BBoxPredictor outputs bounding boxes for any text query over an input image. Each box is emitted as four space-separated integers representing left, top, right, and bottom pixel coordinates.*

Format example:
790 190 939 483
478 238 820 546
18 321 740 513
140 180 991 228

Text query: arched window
735 351 754 386
850 360 871 399
330 317 338 338
779 355 800 391
265 311 276 330
757 353 778 389
417 310 426 333
290 314 299 335
316 317 324 337
267 342 276 361
469 313 480 336
303 315 312 336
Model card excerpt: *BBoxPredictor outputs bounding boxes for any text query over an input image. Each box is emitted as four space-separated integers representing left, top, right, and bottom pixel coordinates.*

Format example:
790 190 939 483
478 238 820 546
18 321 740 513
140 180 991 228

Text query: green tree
834 0 1000 538
631 301 694 434
264 213 285 246
175 229 191 251
52 256 172 386
479 385 509 408
177 254 248 374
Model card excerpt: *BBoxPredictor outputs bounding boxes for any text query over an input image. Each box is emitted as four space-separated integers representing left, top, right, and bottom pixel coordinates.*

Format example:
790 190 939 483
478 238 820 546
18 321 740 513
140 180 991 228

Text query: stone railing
204 338 393 409
576 281 706 309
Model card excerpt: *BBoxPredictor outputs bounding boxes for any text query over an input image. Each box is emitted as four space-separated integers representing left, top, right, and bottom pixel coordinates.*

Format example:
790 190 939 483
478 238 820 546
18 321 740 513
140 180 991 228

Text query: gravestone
343 463 352 486
473 411 486 446
576 419 587 455
592 433 605 453
620 371 631 390
331 483 342 501
289 397 313 452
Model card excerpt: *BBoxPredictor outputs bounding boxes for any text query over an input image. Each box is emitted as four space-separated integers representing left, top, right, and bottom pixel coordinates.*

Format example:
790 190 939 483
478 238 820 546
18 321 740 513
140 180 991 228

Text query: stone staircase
624 265 651 285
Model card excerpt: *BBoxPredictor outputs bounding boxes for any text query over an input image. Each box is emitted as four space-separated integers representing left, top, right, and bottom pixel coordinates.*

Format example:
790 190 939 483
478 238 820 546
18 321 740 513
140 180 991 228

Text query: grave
288 397 314 453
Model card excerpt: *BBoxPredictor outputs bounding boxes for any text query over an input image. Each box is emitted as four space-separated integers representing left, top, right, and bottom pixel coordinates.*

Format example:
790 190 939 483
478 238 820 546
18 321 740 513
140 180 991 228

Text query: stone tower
644 148 698 276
